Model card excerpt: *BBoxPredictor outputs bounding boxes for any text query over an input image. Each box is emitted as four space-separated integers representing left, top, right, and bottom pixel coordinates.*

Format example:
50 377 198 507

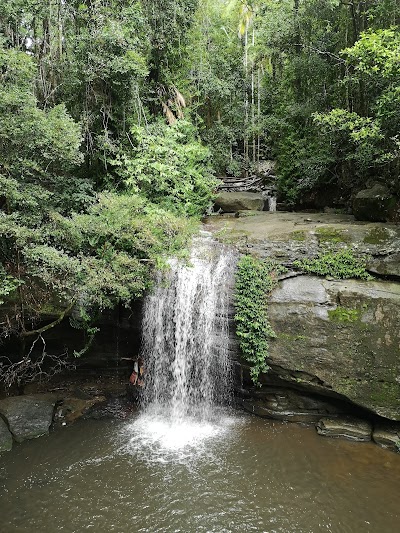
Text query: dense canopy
1 0 399 380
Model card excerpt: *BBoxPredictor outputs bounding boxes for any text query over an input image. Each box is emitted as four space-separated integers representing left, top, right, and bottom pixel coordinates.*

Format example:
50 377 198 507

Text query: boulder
0 394 56 443
372 424 400 452
215 192 264 212
0 417 13 453
55 396 107 424
353 184 397 222
367 252 400 279
266 276 400 420
316 416 372 441
238 387 344 423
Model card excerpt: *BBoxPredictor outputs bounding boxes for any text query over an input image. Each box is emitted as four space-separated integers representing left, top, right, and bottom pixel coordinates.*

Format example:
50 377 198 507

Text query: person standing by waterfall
129 357 145 387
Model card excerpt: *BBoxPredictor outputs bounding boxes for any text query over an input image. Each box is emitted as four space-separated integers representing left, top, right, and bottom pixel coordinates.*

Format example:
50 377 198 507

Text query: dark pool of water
1 410 400 533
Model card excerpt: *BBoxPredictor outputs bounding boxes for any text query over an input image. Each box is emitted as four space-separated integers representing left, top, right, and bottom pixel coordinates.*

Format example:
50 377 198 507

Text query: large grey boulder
215 192 264 212
316 416 372 441
265 276 400 420
353 184 397 222
0 394 56 443
0 417 13 452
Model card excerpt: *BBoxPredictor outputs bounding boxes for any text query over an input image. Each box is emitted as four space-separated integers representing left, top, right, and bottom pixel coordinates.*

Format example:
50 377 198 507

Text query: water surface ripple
1 413 400 533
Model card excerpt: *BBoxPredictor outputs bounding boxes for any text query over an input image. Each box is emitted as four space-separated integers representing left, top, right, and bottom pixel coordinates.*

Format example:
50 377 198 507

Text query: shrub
116 120 219 217
294 248 373 280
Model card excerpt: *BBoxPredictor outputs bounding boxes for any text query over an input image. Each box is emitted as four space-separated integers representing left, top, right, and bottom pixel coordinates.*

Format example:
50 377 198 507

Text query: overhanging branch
22 300 75 337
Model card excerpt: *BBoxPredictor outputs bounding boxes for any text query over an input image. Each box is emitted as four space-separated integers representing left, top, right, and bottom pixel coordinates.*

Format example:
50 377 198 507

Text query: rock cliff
207 211 400 426
268 276 400 420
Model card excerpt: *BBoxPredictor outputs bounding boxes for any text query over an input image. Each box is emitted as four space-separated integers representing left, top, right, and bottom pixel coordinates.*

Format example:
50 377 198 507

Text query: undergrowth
293 248 373 280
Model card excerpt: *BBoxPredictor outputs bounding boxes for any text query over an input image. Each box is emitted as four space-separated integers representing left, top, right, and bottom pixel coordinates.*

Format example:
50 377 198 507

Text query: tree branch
22 300 75 337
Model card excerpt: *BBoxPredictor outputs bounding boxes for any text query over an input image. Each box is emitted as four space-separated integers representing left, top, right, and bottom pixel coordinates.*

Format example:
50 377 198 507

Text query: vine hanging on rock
234 255 285 385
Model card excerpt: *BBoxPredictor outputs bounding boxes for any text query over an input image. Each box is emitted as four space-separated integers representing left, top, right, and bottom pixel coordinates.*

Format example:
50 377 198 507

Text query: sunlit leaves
122 120 218 217
343 28 400 80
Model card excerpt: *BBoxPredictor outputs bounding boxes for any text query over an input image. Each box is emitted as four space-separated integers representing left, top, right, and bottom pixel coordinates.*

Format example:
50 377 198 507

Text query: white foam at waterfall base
123 407 237 463
122 233 238 461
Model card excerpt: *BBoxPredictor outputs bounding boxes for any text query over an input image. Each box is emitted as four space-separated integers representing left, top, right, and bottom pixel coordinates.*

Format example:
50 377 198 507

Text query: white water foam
122 408 238 464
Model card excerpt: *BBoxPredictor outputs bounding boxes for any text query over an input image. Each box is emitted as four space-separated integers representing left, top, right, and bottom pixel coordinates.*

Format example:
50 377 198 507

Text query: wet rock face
207 212 400 423
0 417 13 453
372 424 400 452
215 192 264 212
353 184 398 222
316 416 372 442
267 276 400 420
237 386 345 423
368 252 400 279
0 395 56 443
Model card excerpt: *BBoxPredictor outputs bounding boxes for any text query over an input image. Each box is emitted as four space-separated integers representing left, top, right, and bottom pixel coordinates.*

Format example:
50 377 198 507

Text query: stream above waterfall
1 415 400 533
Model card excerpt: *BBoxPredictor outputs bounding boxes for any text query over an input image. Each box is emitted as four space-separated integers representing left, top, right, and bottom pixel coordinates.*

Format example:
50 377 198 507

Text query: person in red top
129 357 144 386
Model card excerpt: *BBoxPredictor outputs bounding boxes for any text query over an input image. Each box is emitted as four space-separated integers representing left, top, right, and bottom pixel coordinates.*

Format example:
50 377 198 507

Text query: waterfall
268 196 277 212
140 232 236 422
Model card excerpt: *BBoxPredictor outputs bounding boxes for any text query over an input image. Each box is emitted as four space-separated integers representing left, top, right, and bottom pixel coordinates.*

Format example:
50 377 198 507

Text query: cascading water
124 232 238 455
268 195 277 212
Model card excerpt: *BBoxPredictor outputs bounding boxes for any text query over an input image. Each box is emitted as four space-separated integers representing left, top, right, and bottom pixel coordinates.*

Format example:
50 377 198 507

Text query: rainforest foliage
0 1 399 369
183 0 400 204
0 1 210 351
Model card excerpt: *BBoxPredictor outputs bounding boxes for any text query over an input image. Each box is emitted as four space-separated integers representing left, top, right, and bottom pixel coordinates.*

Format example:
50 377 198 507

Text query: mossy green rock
267 276 400 420
207 212 400 279
0 394 56 443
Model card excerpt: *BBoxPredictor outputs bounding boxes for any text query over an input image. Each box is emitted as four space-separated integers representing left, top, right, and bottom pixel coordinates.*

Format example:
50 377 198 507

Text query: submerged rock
316 416 372 441
0 394 56 443
215 192 264 212
56 396 107 424
0 417 13 453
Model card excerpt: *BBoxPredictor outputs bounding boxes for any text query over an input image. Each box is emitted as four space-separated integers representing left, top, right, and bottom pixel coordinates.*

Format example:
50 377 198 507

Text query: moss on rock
363 226 392 245
328 307 361 323
316 227 350 244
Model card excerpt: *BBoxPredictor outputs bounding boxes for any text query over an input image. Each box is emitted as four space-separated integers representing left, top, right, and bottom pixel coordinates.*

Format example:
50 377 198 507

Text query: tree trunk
251 27 256 164
257 68 261 164
244 19 249 176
